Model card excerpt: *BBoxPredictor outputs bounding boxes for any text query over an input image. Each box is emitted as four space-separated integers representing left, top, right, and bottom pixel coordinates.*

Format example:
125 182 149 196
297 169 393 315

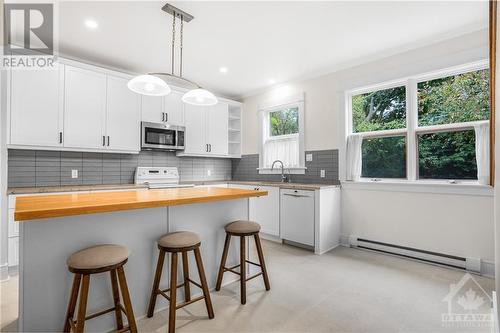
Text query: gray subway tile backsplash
232 149 340 184
7 149 232 188
8 148 338 188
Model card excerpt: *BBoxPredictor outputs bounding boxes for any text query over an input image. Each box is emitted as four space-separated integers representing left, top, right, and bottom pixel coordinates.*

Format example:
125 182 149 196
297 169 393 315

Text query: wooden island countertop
15 187 268 221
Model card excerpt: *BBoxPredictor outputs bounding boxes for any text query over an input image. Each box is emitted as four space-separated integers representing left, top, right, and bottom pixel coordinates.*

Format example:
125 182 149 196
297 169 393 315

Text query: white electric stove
134 167 194 189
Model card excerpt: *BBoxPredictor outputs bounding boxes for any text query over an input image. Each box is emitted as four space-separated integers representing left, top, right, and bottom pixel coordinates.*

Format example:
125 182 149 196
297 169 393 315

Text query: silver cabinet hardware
209 144 212 152
59 132 62 144
107 136 110 146
165 112 168 122
102 135 106 146
283 193 311 198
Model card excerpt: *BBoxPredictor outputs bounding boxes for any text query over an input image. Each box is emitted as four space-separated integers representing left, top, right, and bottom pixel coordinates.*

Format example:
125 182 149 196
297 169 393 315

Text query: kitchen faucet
271 160 289 183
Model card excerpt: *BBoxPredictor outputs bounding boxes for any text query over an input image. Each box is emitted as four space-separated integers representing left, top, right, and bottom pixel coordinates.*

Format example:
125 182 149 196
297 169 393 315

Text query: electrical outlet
207 169 212 176
306 153 313 162
71 169 78 179
320 170 326 178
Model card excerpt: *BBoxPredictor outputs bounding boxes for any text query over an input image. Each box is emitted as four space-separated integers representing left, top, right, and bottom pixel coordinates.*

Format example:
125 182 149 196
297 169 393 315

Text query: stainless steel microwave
141 122 185 151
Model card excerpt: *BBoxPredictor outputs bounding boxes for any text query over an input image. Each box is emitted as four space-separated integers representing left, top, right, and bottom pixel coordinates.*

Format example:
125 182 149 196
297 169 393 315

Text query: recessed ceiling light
268 79 276 85
84 19 98 30
219 67 228 74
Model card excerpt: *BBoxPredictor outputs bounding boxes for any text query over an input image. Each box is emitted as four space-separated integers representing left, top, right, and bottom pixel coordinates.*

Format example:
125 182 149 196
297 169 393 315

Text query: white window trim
344 59 491 188
258 93 305 174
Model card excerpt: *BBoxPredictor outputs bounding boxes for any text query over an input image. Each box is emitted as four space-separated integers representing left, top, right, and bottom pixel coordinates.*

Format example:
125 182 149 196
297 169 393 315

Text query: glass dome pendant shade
182 88 218 106
127 75 171 96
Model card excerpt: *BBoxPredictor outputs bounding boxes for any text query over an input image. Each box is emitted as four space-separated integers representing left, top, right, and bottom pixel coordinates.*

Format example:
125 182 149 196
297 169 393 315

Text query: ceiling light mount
161 3 194 22
128 3 218 106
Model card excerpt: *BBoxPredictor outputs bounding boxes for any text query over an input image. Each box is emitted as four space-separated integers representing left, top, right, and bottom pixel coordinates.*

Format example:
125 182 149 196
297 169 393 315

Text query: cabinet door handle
161 112 165 122
205 144 208 152
103 135 106 146
165 112 168 122
59 132 62 144
209 144 212 152
283 193 310 198
107 136 110 146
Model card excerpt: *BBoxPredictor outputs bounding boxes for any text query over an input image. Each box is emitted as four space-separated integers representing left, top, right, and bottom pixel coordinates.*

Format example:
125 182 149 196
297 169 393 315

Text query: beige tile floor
0 241 495 333
0 272 18 332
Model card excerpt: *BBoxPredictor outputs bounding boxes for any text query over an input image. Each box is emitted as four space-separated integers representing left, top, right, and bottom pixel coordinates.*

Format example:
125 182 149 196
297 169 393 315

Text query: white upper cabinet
141 91 184 125
183 104 207 154
7 57 237 155
179 102 230 157
106 75 141 152
206 103 229 155
64 65 106 149
163 91 184 125
141 95 163 123
9 65 63 147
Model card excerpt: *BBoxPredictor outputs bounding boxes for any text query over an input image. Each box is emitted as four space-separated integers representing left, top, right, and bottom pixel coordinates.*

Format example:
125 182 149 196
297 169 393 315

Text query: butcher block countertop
15 187 268 221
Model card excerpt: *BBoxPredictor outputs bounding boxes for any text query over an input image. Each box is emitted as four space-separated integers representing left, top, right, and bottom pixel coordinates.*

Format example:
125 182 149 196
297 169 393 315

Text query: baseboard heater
349 236 481 273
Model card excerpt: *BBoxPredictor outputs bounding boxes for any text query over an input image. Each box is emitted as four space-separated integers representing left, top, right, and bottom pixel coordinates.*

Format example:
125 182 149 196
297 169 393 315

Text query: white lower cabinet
249 186 280 236
8 237 19 267
8 206 19 266
228 184 280 237
280 189 315 246
229 184 341 254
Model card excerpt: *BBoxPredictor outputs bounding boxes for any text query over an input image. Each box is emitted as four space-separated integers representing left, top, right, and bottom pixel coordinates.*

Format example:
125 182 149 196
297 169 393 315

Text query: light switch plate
306 154 313 162
320 170 326 178
71 170 78 179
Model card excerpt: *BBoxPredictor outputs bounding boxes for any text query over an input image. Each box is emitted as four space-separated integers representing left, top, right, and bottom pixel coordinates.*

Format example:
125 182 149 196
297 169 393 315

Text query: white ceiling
57 1 488 99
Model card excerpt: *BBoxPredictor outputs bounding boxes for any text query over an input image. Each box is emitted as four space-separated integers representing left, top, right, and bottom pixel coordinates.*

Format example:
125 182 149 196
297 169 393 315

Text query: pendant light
128 3 218 106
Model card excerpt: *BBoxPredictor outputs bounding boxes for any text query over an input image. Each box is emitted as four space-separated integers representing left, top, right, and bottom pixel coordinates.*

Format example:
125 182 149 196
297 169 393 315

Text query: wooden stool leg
193 248 215 319
117 266 138 333
182 251 191 302
254 234 270 291
75 274 90 333
110 269 124 330
63 273 81 332
240 236 246 305
168 252 178 333
147 249 166 318
215 233 231 291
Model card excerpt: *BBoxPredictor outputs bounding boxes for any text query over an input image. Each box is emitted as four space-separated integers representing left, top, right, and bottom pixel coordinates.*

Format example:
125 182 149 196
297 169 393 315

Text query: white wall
242 30 495 266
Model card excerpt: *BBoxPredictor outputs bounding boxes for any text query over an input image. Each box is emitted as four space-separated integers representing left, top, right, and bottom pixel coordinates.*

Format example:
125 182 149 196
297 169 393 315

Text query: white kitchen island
14 187 267 332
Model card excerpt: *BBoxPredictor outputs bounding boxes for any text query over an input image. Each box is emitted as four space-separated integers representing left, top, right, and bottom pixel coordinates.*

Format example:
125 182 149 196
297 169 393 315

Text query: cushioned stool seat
67 244 130 270
216 220 270 305
148 231 214 333
63 244 137 332
158 231 201 249
224 220 261 234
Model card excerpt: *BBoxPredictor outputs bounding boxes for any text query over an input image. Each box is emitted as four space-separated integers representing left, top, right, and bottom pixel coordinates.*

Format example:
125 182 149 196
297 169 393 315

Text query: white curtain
346 134 363 181
263 135 300 168
474 122 490 185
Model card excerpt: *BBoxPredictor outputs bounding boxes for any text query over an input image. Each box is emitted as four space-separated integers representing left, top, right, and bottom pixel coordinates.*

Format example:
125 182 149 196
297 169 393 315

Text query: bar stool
215 220 270 304
63 244 137 333
147 231 214 333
